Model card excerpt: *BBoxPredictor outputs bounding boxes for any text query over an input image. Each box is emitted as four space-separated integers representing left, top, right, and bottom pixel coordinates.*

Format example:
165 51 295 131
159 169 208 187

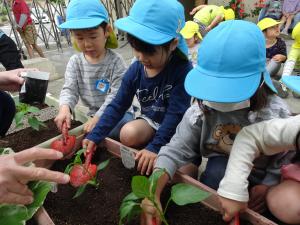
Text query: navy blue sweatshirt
86 54 192 153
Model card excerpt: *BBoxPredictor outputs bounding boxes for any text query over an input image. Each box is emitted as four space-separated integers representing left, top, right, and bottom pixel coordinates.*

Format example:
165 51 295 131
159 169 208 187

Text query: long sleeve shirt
218 114 300 202
155 95 290 179
59 50 127 118
86 55 192 153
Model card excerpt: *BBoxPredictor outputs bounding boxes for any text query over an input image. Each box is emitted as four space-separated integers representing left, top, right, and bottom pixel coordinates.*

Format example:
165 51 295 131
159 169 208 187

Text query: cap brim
115 17 173 45
263 69 277 93
282 76 300 94
184 66 262 103
59 18 105 29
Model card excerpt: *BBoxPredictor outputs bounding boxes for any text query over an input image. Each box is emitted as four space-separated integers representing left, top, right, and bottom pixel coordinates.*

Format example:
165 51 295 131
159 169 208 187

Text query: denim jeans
0 91 16 137
107 112 134 141
200 155 228 190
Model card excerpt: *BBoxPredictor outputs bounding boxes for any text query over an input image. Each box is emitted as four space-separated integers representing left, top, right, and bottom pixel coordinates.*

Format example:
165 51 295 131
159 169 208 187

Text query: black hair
291 131 300 163
127 33 174 55
70 21 108 32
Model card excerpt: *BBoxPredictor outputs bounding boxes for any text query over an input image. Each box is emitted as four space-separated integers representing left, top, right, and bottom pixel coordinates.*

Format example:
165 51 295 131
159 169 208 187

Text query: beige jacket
217 115 300 202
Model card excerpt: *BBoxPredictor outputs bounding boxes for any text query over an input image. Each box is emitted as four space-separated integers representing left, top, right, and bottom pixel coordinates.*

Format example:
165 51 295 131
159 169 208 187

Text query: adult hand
0 147 70 205
249 184 269 213
16 26 22 33
83 116 99 133
54 105 72 131
140 197 162 225
135 149 157 176
218 195 247 222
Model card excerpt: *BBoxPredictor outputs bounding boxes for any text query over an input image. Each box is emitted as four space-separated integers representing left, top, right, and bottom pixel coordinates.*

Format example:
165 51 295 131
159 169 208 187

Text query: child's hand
82 139 97 157
54 105 71 131
272 54 286 63
140 198 161 225
83 116 99 133
249 184 269 213
135 149 157 176
218 196 247 222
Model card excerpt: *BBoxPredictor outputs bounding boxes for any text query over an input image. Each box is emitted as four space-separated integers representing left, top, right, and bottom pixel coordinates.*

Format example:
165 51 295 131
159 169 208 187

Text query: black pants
0 34 24 70
0 91 15 137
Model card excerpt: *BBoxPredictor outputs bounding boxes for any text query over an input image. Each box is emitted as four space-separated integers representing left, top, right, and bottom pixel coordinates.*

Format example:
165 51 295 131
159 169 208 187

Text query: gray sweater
155 95 291 179
59 50 127 117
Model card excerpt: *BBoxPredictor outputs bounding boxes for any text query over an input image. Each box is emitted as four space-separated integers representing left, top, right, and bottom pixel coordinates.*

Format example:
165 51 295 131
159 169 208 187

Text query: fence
0 0 135 59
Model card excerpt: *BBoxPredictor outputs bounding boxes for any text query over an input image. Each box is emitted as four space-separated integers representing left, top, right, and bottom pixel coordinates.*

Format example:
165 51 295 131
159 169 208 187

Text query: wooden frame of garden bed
35 126 278 225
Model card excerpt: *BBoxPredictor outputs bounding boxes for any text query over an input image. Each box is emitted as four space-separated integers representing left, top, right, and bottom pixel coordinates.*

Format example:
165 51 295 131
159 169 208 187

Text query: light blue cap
59 0 108 29
282 76 300 94
114 0 188 57
185 20 277 103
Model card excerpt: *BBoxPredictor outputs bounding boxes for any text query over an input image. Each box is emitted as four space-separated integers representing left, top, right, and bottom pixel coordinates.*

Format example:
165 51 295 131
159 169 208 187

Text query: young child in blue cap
140 20 291 225
54 0 132 137
83 0 192 176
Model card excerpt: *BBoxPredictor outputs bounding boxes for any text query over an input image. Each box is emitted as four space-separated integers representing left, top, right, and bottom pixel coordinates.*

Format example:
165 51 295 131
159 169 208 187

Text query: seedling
119 169 211 225
14 102 46 131
64 148 110 198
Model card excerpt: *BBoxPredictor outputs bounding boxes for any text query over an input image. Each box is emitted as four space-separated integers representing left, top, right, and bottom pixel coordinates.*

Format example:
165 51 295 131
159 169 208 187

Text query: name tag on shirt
95 79 110 93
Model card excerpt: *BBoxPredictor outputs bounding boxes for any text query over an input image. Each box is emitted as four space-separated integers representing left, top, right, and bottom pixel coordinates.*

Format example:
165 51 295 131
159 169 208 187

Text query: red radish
152 217 157 225
51 121 76 157
70 164 97 187
234 214 240 225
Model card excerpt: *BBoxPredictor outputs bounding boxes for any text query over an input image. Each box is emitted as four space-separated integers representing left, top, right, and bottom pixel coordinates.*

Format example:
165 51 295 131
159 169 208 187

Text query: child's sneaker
273 80 289 98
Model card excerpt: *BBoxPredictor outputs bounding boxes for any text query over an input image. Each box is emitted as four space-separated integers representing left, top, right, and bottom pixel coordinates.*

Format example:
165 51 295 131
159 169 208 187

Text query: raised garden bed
44 150 232 225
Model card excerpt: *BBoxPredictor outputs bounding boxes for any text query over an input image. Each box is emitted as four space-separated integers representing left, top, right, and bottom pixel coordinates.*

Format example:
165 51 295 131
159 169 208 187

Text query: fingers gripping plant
14 102 46 131
119 169 211 225
64 148 110 198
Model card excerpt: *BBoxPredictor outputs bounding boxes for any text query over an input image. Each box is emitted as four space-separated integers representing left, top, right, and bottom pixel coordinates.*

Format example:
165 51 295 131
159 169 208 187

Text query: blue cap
59 0 108 29
114 0 188 57
281 76 300 94
184 20 277 103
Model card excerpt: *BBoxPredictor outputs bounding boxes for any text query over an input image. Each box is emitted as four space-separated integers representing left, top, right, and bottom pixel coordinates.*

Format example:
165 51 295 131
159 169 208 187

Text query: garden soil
43 150 252 225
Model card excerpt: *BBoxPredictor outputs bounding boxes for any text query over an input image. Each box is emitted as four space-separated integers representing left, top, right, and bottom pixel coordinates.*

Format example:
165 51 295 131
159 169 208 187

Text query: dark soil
0 120 82 151
44 150 252 225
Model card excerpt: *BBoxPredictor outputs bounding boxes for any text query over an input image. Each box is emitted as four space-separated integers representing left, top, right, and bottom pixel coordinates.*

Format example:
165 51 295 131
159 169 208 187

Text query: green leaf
64 163 74 174
171 183 211 206
14 111 25 126
119 193 141 225
122 192 141 202
27 106 40 113
97 158 110 171
26 181 52 216
131 176 150 198
0 181 52 225
28 117 41 131
73 184 87 199
149 169 165 196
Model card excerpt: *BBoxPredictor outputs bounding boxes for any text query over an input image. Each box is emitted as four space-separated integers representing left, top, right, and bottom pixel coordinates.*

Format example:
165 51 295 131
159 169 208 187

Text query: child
191 5 235 37
280 0 300 36
180 21 202 67
218 115 300 224
282 22 300 97
82 0 192 176
257 18 288 98
9 0 45 58
54 0 132 136
140 20 291 225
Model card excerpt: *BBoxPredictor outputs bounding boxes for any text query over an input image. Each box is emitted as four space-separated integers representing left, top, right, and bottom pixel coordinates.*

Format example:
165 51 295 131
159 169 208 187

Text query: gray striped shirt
59 49 127 117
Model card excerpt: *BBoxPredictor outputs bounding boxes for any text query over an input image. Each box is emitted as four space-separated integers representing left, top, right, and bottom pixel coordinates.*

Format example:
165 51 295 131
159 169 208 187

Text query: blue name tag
95 79 110 93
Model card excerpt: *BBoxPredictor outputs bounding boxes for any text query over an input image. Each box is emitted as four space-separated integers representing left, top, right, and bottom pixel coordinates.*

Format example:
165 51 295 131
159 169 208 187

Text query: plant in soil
14 102 46 131
119 169 211 225
64 147 110 198
0 148 53 225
